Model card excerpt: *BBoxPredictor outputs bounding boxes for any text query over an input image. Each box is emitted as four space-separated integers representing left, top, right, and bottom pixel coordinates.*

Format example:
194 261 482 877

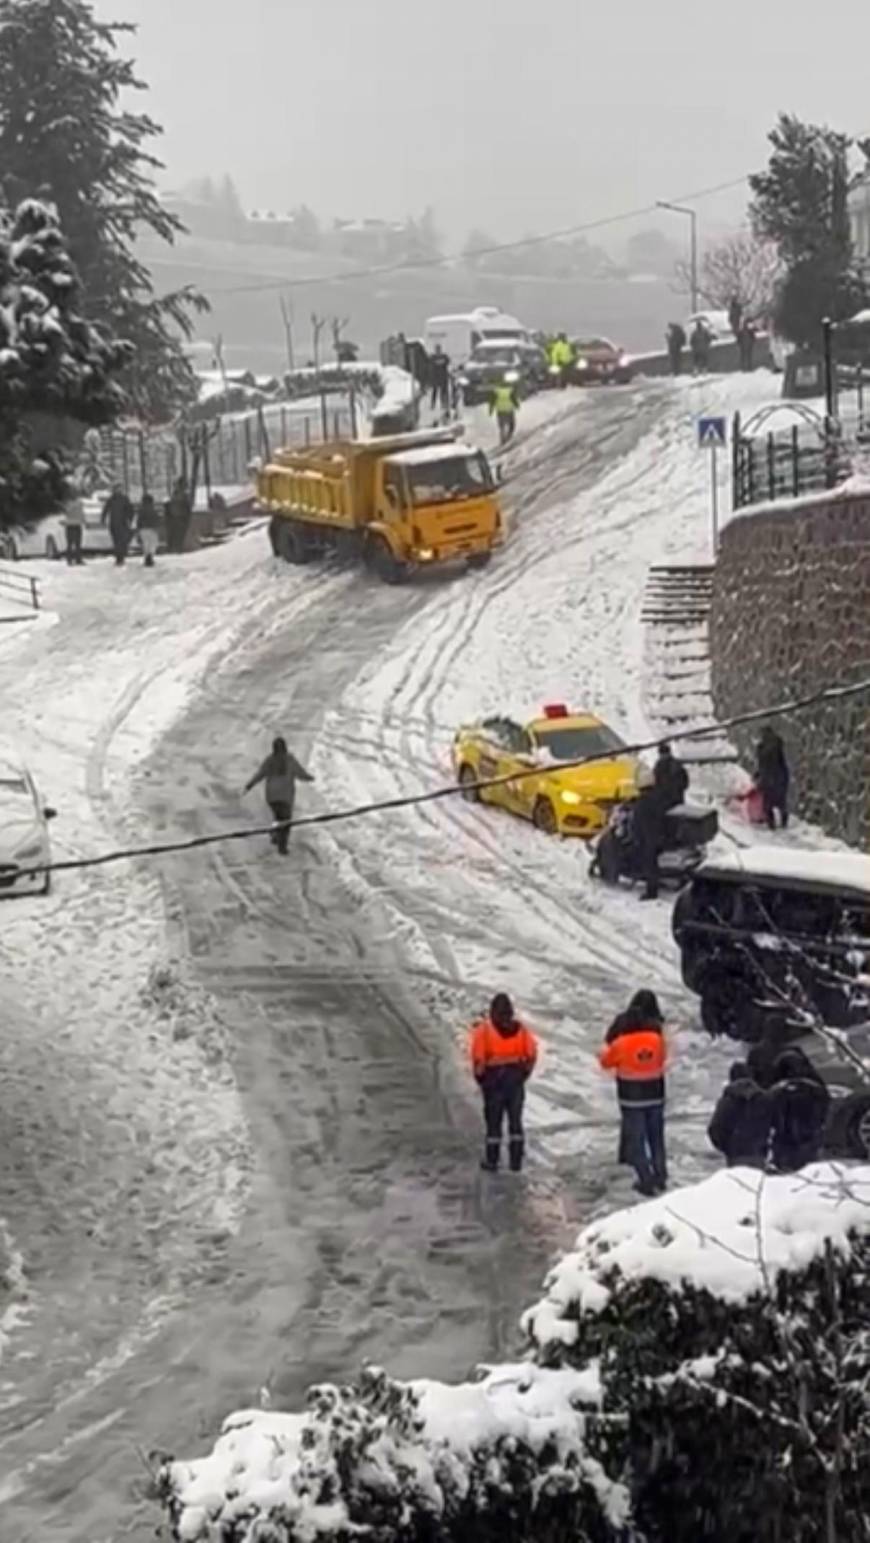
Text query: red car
570 337 633 385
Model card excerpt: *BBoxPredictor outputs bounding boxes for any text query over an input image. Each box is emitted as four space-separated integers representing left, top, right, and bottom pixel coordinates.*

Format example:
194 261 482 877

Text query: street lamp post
657 200 699 315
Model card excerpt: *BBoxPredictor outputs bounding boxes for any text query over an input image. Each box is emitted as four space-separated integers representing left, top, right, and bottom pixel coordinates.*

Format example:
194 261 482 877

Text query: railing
0 563 40 615
731 407 856 512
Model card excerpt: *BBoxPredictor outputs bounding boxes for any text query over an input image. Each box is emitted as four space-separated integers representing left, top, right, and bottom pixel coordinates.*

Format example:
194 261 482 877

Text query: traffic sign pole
710 443 719 556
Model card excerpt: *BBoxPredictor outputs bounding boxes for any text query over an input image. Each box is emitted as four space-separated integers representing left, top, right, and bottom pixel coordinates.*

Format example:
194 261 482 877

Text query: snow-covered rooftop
697 845 870 899
387 442 482 468
525 1164 870 1347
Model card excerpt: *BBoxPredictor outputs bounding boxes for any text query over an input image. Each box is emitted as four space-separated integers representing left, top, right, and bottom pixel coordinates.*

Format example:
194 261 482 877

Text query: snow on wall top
524 1165 870 1347
697 844 870 898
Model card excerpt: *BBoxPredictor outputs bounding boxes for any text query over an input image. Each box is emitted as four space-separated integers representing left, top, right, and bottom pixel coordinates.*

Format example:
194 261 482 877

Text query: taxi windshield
406 453 491 506
534 724 626 761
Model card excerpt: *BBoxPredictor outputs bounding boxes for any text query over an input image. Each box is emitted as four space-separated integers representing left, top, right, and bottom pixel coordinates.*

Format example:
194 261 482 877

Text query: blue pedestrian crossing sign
697 415 727 448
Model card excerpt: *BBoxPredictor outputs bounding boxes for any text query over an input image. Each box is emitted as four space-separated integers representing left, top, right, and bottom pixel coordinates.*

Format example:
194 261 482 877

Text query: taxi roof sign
543 703 569 719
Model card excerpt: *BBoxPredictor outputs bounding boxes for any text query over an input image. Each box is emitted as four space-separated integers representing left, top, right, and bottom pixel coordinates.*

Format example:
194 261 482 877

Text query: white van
424 307 528 365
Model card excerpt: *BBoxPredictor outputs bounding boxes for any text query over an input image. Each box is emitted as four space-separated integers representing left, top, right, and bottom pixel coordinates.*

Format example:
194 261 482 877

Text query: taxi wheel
846 1098 870 1158
458 764 480 802
533 797 558 835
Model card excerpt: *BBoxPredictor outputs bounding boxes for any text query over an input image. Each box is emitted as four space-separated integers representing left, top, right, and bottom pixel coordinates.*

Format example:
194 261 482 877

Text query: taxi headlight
560 790 582 805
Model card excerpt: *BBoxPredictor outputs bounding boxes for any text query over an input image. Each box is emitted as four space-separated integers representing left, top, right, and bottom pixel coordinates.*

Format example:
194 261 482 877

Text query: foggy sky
96 0 870 244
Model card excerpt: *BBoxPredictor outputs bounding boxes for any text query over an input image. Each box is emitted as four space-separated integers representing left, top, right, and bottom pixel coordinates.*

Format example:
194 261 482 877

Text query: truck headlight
560 790 581 805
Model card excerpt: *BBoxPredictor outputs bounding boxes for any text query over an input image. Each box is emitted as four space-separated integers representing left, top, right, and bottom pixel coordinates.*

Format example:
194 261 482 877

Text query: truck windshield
406 454 491 506
534 725 626 761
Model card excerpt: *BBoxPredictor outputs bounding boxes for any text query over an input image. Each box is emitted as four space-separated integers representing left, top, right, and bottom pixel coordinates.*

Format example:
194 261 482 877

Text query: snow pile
525 1164 870 1348
160 1363 627 1543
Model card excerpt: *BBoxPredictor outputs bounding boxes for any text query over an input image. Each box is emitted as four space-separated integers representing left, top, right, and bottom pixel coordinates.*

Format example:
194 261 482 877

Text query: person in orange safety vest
599 990 667 1197
470 993 538 1173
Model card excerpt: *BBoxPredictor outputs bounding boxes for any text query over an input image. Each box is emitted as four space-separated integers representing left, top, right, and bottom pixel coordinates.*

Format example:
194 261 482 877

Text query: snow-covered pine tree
0 198 129 530
0 0 208 422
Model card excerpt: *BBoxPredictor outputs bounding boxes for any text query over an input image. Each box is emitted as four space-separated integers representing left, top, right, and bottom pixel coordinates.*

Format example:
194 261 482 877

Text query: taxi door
497 728 536 816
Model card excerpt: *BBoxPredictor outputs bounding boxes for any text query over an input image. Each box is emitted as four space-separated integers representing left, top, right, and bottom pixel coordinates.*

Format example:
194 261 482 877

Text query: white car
0 514 65 562
0 760 56 896
686 309 733 341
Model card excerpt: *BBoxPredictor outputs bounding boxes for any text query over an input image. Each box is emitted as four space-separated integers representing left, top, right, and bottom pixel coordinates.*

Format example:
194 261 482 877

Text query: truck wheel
466 552 492 572
367 537 405 585
268 517 281 556
458 764 480 802
533 797 558 836
277 522 310 565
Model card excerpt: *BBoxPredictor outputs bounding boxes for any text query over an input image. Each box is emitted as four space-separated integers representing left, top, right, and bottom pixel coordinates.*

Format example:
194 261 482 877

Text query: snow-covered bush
159 1167 870 1543
158 1363 627 1543
0 198 128 527
526 1165 870 1542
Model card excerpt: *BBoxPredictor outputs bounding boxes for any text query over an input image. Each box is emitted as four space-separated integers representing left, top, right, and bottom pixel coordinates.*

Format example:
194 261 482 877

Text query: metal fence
90 398 356 505
731 408 859 511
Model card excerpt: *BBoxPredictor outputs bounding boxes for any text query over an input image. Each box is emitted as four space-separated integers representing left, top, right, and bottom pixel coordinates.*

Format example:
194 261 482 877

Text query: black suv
458 341 549 406
673 848 870 1042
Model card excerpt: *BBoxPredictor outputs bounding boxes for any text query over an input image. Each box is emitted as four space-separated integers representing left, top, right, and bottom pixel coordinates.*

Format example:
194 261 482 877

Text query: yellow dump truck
257 427 504 582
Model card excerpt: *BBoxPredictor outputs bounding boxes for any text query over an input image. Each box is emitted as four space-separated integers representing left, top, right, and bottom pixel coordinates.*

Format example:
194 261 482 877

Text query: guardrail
0 563 40 615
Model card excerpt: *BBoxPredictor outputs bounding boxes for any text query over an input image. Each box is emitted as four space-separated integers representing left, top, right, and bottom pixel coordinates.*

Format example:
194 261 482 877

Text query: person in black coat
756 725 790 829
631 772 669 900
769 1050 830 1171
654 742 689 810
429 346 451 413
102 485 135 566
666 322 686 375
708 1061 772 1167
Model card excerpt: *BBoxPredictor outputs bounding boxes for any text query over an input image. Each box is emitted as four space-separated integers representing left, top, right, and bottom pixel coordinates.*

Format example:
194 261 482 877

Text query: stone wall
709 490 870 847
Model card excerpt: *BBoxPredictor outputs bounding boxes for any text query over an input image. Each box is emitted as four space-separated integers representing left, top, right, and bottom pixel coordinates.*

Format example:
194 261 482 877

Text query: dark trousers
668 350 682 376
111 530 130 565
66 525 83 564
430 381 450 412
481 1077 526 1171
497 411 516 445
268 799 293 854
621 1103 666 1194
761 786 788 829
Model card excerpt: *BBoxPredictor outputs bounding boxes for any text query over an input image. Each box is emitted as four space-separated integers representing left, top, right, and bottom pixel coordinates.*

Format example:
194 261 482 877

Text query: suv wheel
700 981 765 1042
846 1097 870 1158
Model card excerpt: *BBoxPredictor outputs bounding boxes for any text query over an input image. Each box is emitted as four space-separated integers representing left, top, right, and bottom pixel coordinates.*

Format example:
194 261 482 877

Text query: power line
204 175 750 298
19 671 870 883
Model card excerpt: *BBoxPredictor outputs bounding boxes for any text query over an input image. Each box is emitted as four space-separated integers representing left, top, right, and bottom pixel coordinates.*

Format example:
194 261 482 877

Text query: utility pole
279 295 295 372
657 199 699 315
310 313 325 370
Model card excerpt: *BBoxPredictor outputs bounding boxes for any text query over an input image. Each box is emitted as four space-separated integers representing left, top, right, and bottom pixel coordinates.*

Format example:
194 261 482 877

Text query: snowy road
0 374 776 1538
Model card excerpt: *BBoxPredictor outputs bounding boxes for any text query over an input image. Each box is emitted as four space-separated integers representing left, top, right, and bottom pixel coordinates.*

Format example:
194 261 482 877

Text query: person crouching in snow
599 997 667 1196
244 736 313 855
470 993 538 1172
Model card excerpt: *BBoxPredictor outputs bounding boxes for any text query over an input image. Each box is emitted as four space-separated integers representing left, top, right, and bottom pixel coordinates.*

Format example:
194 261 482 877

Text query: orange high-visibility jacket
470 1018 538 1081
599 1028 667 1107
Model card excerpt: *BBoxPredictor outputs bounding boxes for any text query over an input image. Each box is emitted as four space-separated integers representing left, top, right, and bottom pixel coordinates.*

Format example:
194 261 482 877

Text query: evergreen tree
0 199 129 531
750 114 870 345
0 0 208 421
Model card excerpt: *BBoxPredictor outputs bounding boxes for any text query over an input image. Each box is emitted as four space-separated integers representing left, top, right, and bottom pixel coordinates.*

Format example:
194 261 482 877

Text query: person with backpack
600 992 668 1196
244 736 314 855
708 1061 772 1167
769 1050 830 1171
756 725 790 830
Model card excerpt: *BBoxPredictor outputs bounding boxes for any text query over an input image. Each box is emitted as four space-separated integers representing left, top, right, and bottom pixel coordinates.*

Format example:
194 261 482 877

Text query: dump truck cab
372 440 500 577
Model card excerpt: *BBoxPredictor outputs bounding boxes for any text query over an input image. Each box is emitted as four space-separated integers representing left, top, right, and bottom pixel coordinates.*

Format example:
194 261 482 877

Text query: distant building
849 173 870 264
330 217 413 262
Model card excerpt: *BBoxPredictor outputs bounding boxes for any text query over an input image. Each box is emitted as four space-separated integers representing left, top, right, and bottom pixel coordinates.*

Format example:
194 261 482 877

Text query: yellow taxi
452 704 638 837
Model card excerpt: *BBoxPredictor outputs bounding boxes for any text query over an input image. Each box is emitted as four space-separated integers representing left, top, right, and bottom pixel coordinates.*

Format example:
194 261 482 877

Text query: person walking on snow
690 319 711 373
166 476 192 554
470 993 538 1172
429 345 452 416
138 493 160 568
102 484 135 566
599 995 667 1196
631 764 669 900
755 724 790 829
489 378 520 445
63 493 85 565
244 736 313 855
